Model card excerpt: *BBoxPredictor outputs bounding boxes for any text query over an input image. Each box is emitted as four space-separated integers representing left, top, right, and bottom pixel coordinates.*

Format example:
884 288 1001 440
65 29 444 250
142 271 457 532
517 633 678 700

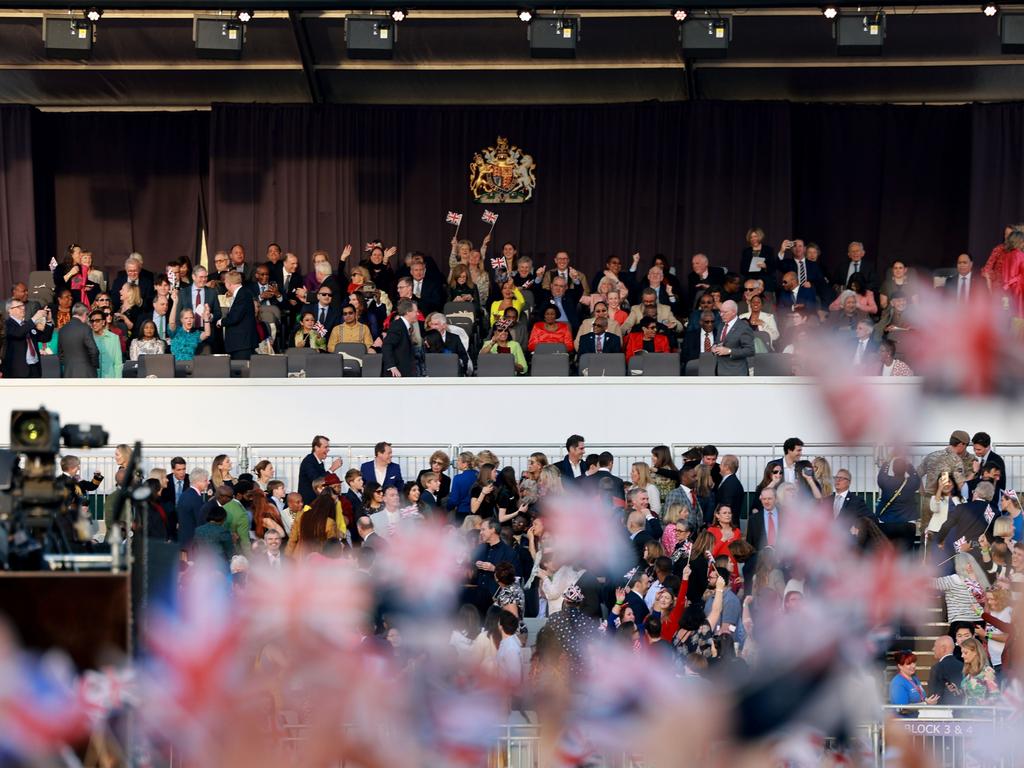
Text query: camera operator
58 455 103 496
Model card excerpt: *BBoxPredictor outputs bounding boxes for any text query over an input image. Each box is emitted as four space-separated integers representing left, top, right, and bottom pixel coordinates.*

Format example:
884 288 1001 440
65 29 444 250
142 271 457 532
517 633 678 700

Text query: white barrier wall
1 378 1020 495
0 377 1009 447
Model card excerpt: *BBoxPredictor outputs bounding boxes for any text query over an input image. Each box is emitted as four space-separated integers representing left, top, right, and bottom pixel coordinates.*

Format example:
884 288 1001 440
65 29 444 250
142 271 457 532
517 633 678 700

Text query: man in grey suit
58 303 100 378
711 300 755 376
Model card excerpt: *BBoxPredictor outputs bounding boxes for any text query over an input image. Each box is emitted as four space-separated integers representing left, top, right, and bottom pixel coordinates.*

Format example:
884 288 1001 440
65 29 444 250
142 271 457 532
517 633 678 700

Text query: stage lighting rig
518 9 533 22
235 9 253 23
984 4 999 17
823 5 838 20
672 9 687 22
391 9 407 22
85 7 102 22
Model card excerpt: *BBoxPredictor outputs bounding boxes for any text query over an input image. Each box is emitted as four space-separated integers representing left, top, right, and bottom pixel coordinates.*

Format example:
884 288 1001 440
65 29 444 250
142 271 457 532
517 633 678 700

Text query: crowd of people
63 427 1019 713
4 223 1022 378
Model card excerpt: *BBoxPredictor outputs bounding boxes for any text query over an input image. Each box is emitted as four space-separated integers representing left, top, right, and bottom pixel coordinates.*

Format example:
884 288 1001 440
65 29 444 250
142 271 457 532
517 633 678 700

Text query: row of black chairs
39 348 796 379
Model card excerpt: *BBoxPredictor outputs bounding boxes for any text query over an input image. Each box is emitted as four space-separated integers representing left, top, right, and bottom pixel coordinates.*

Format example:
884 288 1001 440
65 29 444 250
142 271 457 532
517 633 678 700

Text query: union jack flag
825 549 934 627
490 257 506 272
543 492 633 573
0 641 90 758
445 211 463 226
776 498 854 576
481 209 498 225
240 556 370 648
364 240 382 252
953 536 968 553
140 560 246 756
374 521 469 605
79 666 137 726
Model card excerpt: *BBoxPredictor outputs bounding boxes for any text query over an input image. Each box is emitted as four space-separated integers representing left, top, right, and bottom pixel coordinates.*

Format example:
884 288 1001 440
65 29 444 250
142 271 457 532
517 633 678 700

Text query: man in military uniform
917 430 970 530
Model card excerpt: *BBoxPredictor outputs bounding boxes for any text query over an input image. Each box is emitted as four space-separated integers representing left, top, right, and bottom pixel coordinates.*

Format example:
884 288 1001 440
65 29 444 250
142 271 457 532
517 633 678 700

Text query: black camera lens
13 414 48 449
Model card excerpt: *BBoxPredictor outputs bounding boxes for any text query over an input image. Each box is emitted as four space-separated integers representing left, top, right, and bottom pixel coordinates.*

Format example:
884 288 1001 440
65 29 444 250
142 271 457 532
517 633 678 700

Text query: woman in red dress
1001 230 1024 334
527 306 574 353
707 504 741 579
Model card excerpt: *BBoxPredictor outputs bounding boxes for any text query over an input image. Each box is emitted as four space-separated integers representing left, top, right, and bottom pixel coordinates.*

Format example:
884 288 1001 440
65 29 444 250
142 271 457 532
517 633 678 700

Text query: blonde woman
211 454 235 491
538 465 564 498
525 452 549 482
812 457 835 497
631 462 661 514
959 638 999 705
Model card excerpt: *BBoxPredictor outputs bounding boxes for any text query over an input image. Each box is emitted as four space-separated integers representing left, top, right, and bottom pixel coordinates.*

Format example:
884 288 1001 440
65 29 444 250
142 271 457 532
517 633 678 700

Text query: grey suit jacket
715 318 755 376
57 317 100 378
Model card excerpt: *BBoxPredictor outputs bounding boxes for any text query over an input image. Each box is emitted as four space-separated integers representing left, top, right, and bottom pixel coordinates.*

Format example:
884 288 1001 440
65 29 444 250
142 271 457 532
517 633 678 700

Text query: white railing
275 712 1015 768
17 441 1024 502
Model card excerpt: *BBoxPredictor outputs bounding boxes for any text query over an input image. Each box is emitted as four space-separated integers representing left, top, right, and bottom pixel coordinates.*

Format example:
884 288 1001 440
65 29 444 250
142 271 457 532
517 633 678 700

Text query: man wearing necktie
949 253 974 305
152 295 171 341
852 318 875 366
711 300 755 376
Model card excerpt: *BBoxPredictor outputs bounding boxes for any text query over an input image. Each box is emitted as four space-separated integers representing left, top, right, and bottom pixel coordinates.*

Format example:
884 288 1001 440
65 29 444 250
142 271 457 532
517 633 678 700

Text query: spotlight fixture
983 3 998 17
85 7 102 22
823 5 838 20
235 9 253 23
672 9 687 22
518 9 533 22
391 9 407 22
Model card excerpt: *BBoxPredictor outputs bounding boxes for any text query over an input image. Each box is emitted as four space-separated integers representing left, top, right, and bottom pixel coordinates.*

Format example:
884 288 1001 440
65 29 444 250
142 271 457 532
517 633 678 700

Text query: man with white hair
111 256 155 307
177 467 210 558
426 312 470 374
711 299 755 376
687 252 727 309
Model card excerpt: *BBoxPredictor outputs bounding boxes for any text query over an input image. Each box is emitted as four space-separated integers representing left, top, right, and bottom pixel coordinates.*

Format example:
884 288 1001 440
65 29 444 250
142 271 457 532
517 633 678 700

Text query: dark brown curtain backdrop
791 104 971 280
33 111 207 277
968 102 1024 264
208 102 793 277
0 106 36 298
15 100 1024 290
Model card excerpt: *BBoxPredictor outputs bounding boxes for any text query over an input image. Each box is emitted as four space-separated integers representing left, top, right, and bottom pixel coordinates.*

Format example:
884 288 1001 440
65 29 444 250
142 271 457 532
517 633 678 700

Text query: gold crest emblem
469 136 536 204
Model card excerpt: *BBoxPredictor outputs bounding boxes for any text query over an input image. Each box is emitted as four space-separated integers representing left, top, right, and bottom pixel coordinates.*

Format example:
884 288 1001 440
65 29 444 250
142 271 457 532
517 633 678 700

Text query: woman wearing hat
546 584 597 675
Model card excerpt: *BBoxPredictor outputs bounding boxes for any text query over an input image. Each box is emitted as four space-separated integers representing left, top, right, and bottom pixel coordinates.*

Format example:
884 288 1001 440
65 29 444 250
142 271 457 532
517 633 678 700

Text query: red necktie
690 489 697 511
703 333 711 352
719 323 728 344
767 511 777 546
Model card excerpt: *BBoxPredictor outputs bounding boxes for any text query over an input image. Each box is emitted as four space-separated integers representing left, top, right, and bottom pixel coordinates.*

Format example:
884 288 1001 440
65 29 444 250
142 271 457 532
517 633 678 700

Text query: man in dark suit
360 441 404 491
927 636 964 705
577 317 622 357
3 298 52 378
58 304 99 378
110 256 156 308
588 451 626 506
776 271 819 313
717 455 745 520
937 483 999 555
745 486 780 579
176 468 209 557
228 243 256 283
553 434 587 484
177 267 221 336
833 241 877 293
218 272 258 360
850 318 880 367
298 435 343 503
626 510 654 566
780 252 827 298
426 314 469 374
711 301 755 376
160 457 191 531
301 288 342 337
274 252 304 328
534 275 581 334
409 261 445 316
686 253 728 311
945 253 978 305
971 432 1007 493
356 516 387 550
343 468 365 520
381 299 418 377
830 468 869 523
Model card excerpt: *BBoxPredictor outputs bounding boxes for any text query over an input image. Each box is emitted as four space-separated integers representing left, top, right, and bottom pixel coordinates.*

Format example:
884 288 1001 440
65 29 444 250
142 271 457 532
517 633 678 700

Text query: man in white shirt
767 438 804 485
495 611 523 686
369 486 405 538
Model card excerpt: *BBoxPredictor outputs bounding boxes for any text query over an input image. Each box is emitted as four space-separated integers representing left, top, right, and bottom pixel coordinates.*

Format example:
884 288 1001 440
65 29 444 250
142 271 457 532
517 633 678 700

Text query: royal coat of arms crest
469 136 536 204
